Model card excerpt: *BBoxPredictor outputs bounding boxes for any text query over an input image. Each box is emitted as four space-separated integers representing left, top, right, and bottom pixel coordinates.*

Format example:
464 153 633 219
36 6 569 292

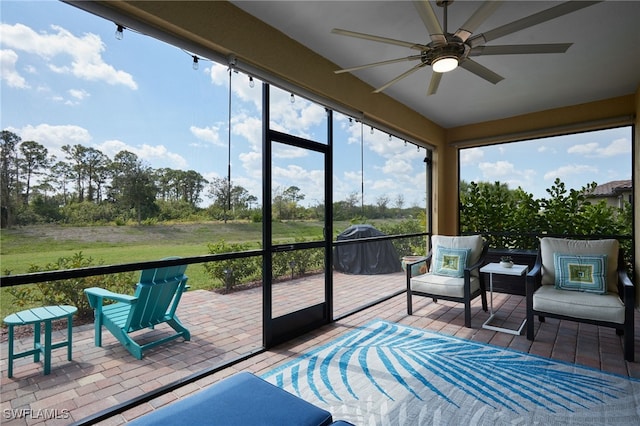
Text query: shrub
272 240 324 280
203 240 261 290
7 252 135 319
378 219 425 257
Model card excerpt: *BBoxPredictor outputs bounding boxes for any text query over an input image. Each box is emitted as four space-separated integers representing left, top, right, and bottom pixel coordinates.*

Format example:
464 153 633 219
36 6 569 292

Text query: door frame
262 84 333 348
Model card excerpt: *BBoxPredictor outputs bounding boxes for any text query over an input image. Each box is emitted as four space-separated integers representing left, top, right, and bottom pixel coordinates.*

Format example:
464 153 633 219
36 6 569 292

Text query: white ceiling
232 1 640 128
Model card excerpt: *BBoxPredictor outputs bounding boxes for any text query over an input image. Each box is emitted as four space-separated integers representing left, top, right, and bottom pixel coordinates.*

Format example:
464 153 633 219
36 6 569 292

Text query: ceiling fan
332 0 600 95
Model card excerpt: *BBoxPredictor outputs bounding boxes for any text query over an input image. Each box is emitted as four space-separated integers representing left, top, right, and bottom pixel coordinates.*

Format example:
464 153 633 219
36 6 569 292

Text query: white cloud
460 147 484 165
369 179 396 191
365 130 403 158
567 138 631 157
239 150 262 180
476 160 537 191
269 89 326 138
0 23 137 89
10 123 91 146
0 49 29 88
382 157 412 175
567 142 598 155
233 74 262 108
208 62 228 87
190 125 225 147
478 160 517 178
272 164 325 204
7 123 91 160
98 139 188 169
543 164 597 180
600 138 631 156
343 170 362 183
273 144 308 159
207 63 264 110
232 113 261 149
68 88 89 100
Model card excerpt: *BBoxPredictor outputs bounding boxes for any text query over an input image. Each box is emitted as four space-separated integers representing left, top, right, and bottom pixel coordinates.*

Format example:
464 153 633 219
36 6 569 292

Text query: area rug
262 320 640 425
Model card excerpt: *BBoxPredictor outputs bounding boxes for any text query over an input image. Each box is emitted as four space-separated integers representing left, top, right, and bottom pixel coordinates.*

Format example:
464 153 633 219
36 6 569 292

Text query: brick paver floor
1 271 638 425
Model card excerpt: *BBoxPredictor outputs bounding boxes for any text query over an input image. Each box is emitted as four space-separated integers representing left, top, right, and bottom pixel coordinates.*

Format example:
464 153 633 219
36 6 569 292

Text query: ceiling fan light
432 56 459 73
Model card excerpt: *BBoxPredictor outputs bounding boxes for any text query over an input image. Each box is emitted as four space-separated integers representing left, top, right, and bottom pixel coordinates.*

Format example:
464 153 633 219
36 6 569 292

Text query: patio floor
1 271 639 425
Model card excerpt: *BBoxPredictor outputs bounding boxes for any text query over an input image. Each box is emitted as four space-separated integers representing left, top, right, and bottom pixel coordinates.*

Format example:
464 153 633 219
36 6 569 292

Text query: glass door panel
271 248 325 318
270 142 325 243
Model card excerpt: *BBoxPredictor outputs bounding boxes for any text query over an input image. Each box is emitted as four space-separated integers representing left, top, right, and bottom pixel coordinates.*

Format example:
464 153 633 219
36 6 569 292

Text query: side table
4 305 77 378
480 263 528 335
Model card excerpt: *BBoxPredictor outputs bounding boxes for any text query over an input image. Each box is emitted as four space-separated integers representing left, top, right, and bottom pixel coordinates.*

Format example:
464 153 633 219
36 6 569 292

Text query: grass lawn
0 220 357 319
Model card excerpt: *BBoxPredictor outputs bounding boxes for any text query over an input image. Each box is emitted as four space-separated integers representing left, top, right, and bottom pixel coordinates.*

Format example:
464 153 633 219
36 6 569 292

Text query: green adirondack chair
84 259 190 360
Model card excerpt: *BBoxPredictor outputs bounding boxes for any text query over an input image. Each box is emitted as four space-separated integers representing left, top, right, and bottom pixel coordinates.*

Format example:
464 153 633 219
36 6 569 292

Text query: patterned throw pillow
433 246 470 278
553 253 607 294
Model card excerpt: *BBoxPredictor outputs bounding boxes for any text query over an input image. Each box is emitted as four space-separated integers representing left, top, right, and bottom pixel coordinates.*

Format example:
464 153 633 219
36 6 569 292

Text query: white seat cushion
533 285 625 324
411 273 480 299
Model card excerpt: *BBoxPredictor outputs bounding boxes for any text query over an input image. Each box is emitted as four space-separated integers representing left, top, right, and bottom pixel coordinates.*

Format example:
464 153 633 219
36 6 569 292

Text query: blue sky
1 1 632 208
460 127 632 199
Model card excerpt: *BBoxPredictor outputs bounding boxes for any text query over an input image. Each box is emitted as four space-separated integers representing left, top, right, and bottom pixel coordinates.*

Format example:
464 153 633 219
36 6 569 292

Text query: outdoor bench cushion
410 273 481 298
532 285 625 324
129 371 334 426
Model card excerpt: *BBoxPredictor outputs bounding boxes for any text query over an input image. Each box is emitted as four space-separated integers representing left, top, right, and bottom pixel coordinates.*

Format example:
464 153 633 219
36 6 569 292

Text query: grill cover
333 224 402 274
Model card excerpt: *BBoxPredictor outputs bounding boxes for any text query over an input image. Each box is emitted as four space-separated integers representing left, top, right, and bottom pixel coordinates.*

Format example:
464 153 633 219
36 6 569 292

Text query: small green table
4 305 77 378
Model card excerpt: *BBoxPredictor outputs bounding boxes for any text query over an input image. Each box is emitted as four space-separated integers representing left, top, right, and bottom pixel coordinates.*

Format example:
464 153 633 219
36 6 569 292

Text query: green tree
18 140 50 205
376 194 390 217
49 160 74 205
460 181 516 248
110 151 157 224
508 188 541 249
394 193 405 217
156 168 208 207
208 177 253 219
539 179 597 235
61 144 91 202
333 193 359 221
178 169 208 206
1 130 21 227
83 147 110 202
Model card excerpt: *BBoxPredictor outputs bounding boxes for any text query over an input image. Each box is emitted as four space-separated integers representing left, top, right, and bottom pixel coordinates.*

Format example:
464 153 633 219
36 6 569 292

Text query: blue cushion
129 372 333 425
433 246 470 278
553 253 607 294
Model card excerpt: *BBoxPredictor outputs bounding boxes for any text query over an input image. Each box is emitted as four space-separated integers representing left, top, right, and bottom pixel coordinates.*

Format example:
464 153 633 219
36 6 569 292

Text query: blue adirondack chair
84 259 190 360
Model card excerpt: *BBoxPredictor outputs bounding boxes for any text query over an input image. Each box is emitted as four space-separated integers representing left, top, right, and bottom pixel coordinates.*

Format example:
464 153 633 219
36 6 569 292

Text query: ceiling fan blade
373 63 426 93
331 28 426 50
412 0 447 45
469 43 572 56
459 59 504 84
468 1 601 47
335 55 423 74
427 72 442 96
454 1 503 42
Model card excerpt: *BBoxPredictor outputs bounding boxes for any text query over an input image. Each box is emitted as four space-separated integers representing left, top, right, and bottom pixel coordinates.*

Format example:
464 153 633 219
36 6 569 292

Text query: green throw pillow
433 246 470 278
553 253 607 294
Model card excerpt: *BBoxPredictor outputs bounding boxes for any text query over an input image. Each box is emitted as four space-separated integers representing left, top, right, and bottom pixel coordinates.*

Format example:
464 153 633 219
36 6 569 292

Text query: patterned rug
262 320 640 425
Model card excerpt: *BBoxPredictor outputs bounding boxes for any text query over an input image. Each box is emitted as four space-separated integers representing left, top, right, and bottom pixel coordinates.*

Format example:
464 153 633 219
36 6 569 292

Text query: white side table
480 262 528 335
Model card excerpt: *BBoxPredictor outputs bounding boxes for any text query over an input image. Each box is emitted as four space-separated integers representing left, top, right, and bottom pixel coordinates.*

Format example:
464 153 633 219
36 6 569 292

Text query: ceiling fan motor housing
423 42 467 65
